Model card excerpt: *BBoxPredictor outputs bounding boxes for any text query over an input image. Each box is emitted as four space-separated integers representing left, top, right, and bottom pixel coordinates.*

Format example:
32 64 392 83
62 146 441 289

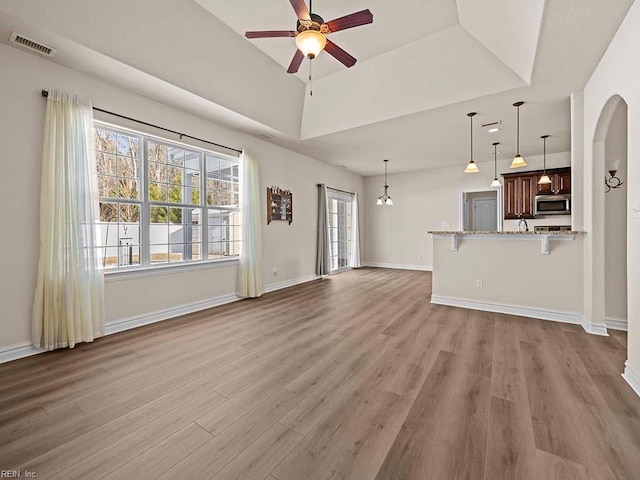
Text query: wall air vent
256 132 274 140
9 32 57 57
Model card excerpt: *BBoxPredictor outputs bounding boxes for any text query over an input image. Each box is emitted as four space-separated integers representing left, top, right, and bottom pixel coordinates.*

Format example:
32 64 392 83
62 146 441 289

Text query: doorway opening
327 192 353 273
461 187 502 232
591 94 628 363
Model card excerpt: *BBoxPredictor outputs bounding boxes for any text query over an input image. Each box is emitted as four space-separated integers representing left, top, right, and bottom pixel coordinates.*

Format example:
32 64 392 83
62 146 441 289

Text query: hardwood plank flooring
0 268 638 479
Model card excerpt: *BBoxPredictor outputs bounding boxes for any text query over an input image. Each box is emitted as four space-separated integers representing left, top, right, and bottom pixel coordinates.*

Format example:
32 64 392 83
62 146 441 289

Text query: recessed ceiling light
488 127 500 133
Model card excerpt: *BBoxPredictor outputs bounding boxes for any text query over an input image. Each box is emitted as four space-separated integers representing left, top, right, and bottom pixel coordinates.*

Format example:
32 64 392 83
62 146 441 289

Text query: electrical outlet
476 279 483 288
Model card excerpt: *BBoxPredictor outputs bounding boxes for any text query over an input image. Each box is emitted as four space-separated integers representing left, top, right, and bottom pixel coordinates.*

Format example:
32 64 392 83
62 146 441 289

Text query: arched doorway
589 94 628 359
604 101 628 334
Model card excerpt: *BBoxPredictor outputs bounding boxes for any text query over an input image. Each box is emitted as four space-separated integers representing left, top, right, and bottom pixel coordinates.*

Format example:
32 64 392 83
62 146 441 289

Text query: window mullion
200 151 208 262
141 137 151 266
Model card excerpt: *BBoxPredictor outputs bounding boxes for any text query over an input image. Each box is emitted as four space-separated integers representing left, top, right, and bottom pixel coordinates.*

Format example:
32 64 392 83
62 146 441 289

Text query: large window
327 193 353 273
94 123 240 270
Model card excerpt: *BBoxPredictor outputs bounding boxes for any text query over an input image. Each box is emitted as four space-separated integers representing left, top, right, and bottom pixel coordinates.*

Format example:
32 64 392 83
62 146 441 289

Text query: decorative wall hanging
267 186 293 224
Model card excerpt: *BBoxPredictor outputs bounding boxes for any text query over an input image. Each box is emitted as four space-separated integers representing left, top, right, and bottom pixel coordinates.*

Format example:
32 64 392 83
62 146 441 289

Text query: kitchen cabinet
536 167 571 195
504 175 537 219
502 167 571 220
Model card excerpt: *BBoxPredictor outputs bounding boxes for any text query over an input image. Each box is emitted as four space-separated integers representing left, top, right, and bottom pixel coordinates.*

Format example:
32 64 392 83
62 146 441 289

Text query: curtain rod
318 184 355 196
41 89 242 155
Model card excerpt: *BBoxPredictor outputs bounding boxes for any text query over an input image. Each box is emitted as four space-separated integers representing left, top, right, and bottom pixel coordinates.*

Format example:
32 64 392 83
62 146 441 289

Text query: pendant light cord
494 144 497 178
516 105 520 155
384 159 388 188
470 114 473 162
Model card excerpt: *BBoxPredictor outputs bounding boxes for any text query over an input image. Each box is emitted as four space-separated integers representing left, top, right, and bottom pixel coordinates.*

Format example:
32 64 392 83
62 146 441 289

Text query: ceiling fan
245 0 373 74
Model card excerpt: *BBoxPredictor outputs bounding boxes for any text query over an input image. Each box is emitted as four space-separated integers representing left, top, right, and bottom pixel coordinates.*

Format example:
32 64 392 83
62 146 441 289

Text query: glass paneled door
327 194 352 273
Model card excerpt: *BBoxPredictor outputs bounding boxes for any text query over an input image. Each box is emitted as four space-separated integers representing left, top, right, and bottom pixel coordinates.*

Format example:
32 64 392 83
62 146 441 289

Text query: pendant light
510 101 527 168
490 142 501 187
377 159 393 205
464 112 479 173
538 135 552 185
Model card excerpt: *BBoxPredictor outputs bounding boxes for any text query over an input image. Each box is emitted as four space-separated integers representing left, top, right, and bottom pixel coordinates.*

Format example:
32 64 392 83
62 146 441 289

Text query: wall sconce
605 159 624 193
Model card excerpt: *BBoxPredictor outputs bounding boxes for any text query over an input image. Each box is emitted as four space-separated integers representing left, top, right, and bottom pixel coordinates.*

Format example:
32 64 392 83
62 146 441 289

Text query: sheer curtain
350 192 361 268
236 150 264 298
316 184 330 276
32 89 105 350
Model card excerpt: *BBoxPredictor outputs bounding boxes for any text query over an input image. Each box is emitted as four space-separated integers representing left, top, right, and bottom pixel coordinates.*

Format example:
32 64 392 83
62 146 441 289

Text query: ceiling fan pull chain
309 59 313 96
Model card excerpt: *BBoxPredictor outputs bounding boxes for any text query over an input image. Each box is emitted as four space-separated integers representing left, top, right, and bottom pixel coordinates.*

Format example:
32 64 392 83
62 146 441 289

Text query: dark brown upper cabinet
502 167 571 220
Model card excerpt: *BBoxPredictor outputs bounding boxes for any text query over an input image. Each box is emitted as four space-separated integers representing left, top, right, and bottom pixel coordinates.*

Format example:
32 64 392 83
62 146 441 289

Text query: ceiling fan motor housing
297 13 325 33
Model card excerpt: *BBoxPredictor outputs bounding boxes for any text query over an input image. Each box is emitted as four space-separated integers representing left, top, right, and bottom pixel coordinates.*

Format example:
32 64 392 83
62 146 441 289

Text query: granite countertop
428 230 580 235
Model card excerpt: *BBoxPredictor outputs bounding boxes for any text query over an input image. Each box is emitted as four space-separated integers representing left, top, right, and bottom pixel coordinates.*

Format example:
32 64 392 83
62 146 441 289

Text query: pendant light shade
510 101 527 169
538 135 552 184
490 142 501 187
538 174 552 184
464 112 479 173
377 159 393 205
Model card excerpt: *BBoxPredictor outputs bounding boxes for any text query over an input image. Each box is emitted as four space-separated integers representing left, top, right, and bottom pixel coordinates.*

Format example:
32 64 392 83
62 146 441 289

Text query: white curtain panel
32 89 105 350
350 192 361 268
236 150 264 298
316 184 331 276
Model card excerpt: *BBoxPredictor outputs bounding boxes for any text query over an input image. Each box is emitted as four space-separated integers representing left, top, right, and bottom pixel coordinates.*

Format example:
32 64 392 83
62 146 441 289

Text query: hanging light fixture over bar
538 135 552 185
464 112 479 173
377 159 393 205
490 142 501 187
510 101 527 168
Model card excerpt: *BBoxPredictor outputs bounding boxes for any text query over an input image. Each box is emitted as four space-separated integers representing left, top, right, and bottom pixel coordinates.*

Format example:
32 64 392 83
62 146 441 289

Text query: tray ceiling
0 0 634 175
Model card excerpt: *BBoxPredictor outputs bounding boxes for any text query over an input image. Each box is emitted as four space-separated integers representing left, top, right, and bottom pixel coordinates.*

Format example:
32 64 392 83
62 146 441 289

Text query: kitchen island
427 230 598 333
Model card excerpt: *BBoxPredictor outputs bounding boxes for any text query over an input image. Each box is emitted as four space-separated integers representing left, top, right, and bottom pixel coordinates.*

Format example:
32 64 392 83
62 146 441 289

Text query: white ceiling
0 0 635 176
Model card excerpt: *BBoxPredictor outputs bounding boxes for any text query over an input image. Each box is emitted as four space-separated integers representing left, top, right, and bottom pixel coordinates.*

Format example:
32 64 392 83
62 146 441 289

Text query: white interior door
472 198 497 231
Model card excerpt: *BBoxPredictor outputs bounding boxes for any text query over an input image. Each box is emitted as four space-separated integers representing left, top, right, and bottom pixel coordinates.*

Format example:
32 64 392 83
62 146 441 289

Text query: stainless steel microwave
534 194 571 216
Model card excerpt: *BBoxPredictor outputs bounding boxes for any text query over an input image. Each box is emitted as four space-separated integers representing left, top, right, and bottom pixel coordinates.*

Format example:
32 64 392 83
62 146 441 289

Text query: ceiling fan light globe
510 154 527 169
464 161 479 173
538 174 552 185
295 30 326 58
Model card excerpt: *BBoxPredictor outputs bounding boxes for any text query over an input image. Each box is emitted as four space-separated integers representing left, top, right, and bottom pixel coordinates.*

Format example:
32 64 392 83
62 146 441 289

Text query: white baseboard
104 292 242 336
362 262 432 272
0 274 322 365
580 317 609 336
430 295 584 326
623 361 640 398
264 274 321 293
0 343 43 364
606 317 628 331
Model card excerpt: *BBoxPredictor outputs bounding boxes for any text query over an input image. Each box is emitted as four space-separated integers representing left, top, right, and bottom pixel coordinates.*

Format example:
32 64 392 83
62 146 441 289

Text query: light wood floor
1 268 639 479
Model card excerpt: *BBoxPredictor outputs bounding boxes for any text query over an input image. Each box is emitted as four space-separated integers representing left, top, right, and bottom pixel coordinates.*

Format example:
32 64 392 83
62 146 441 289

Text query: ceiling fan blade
324 9 373 33
289 0 310 20
287 49 305 73
324 40 357 68
245 30 295 39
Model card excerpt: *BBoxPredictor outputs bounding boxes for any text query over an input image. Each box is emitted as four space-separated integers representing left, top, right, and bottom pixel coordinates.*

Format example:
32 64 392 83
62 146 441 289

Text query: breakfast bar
429 230 578 255
427 230 589 331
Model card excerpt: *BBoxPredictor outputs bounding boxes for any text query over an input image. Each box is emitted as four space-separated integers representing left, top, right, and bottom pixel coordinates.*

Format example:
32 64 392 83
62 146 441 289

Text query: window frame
94 121 241 275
